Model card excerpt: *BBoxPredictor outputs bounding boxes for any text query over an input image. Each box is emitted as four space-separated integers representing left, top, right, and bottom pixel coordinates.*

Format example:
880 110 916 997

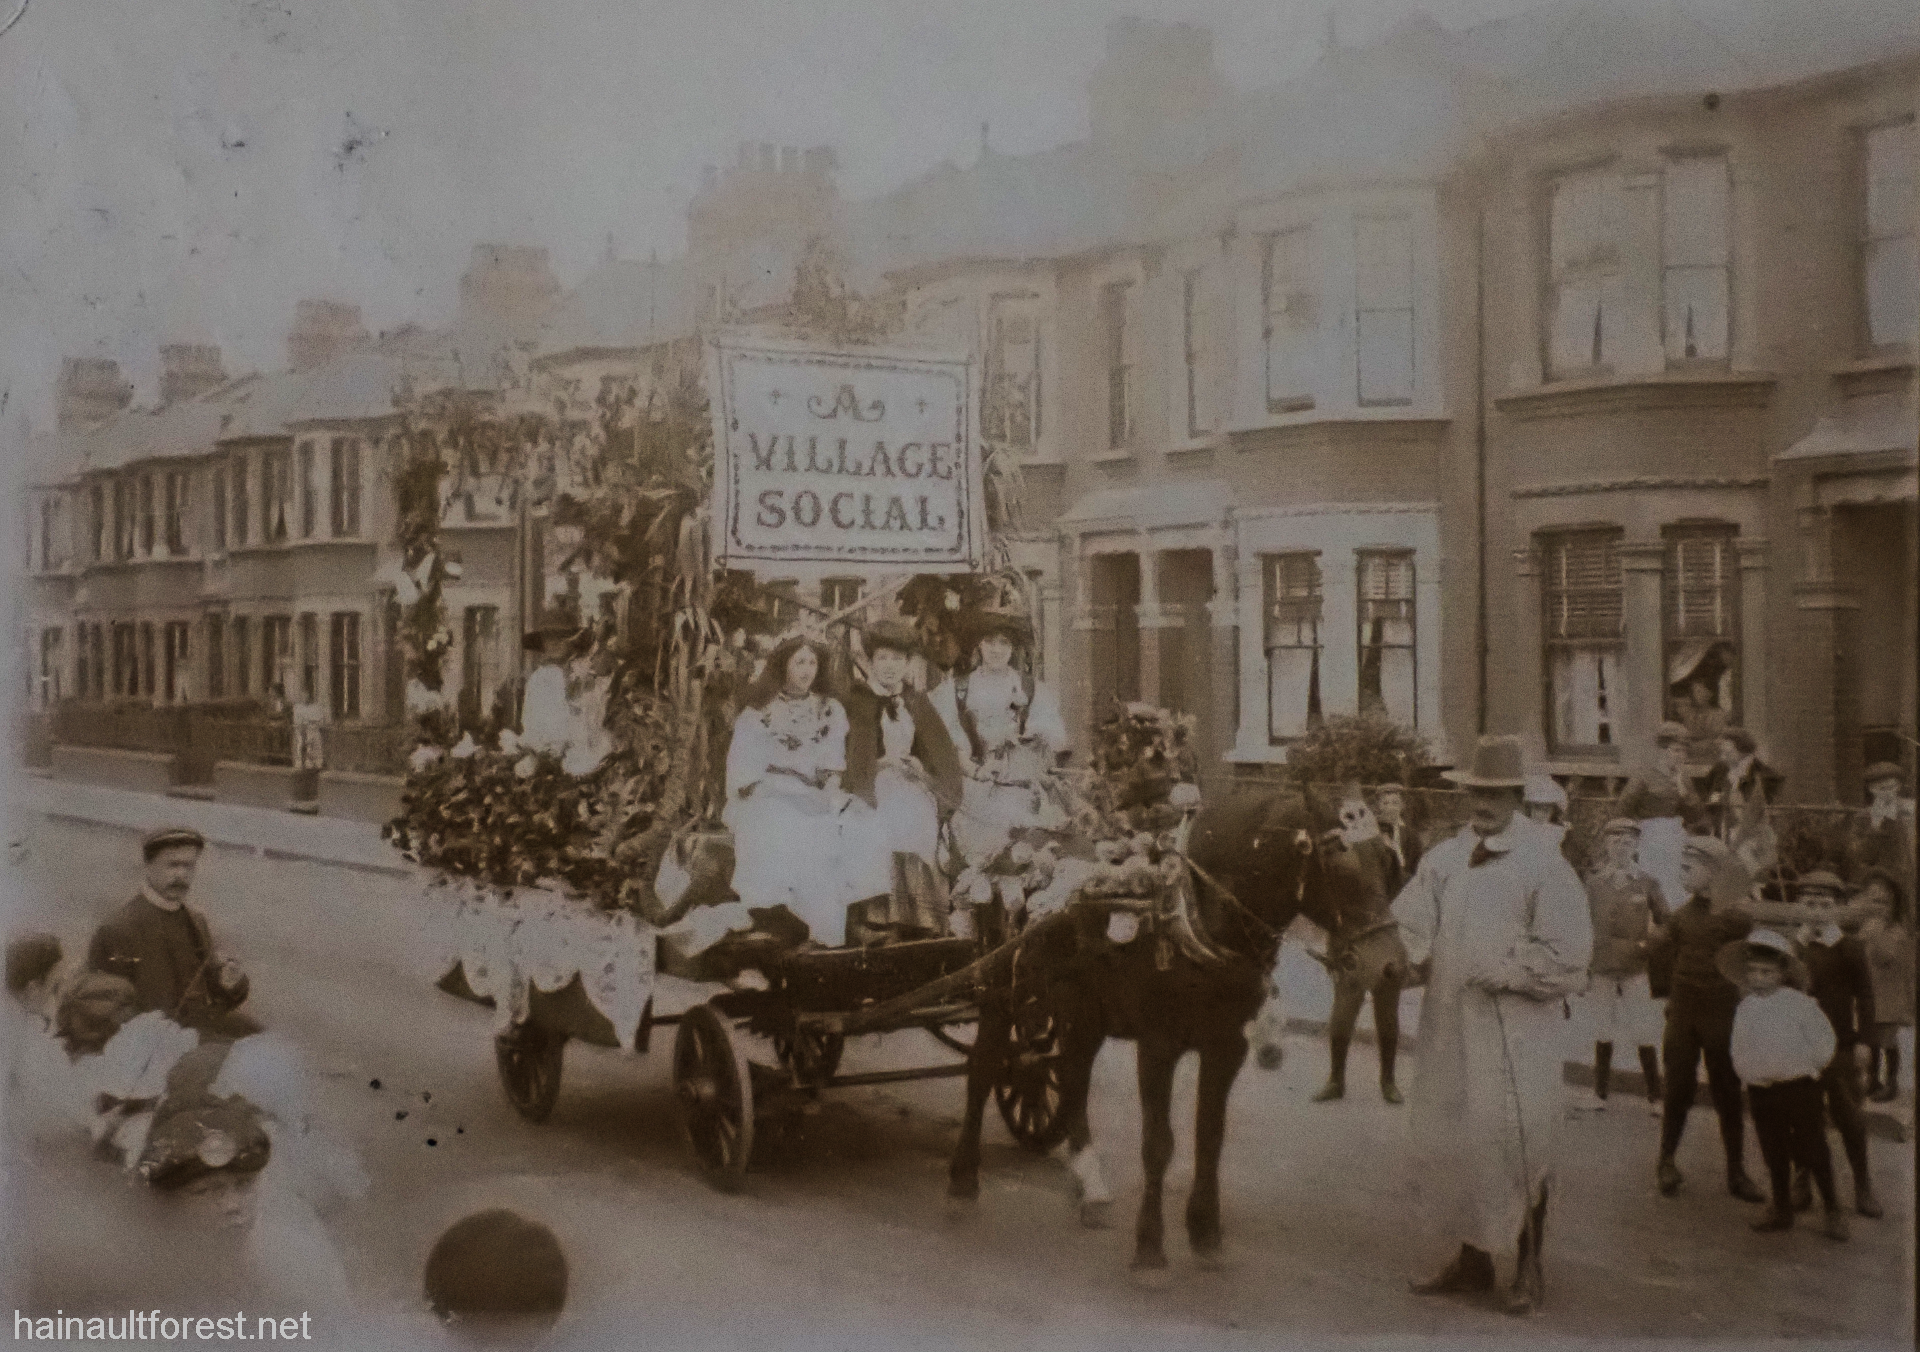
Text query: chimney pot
159 343 228 405
57 357 133 432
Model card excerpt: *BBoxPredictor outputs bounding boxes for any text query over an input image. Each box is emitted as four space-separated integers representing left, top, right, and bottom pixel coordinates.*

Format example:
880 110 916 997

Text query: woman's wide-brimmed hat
1716 929 1809 991
1523 774 1567 808
1863 761 1908 790
965 606 1034 648
862 619 922 658
1600 816 1642 837
1442 735 1530 789
521 625 582 653
1654 721 1692 748
1794 869 1848 898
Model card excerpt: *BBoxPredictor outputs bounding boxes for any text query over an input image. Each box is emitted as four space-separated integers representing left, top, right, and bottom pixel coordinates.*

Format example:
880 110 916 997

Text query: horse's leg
1316 977 1363 1101
1131 1036 1179 1278
1374 970 1404 1103
1057 1004 1113 1229
1247 977 1285 1072
1186 1029 1247 1267
948 994 1004 1202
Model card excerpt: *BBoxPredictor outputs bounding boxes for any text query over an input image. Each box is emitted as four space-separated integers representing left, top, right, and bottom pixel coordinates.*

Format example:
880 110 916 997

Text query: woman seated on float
929 609 1071 866
721 635 860 948
839 621 965 945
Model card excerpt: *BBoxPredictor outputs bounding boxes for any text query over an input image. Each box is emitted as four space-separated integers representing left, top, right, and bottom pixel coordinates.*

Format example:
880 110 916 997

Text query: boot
1871 1047 1900 1102
1855 1180 1884 1219
1791 1169 1814 1213
1656 1155 1682 1196
1380 1080 1403 1105
1727 1166 1766 1204
1312 1078 1345 1103
1593 1042 1613 1103
1821 1205 1851 1242
1410 1244 1494 1295
1750 1207 1794 1232
1638 1046 1664 1102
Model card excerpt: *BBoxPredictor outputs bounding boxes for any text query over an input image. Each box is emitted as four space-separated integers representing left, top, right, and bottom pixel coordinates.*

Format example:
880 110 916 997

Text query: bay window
1547 167 1625 378
1863 119 1918 351
1662 155 1731 362
983 295 1042 453
1262 227 1316 413
1354 216 1415 406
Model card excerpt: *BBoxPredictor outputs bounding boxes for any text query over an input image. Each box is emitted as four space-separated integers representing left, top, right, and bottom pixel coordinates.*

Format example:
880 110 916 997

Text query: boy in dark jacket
1646 835 1764 1202
1789 872 1882 1219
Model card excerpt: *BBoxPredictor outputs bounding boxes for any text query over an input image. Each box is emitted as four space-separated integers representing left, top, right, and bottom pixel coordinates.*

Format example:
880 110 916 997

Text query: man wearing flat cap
85 827 253 1037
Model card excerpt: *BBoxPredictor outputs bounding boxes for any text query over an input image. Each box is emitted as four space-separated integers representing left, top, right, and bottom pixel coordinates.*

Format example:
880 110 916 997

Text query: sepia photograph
1 0 1915 1347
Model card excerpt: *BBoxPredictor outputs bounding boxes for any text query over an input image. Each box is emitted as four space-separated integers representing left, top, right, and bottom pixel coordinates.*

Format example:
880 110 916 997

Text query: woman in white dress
930 610 1071 866
722 636 857 947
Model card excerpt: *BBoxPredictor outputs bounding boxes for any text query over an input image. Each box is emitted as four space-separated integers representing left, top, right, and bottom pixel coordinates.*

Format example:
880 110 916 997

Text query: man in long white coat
1393 736 1592 1316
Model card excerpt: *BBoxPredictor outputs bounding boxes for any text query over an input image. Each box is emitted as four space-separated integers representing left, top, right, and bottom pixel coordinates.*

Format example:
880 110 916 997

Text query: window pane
1357 308 1415 405
1549 646 1620 747
1866 234 1919 349
1664 265 1729 360
1264 228 1316 409
1269 647 1320 740
1354 217 1413 309
1663 157 1729 267
1866 122 1917 239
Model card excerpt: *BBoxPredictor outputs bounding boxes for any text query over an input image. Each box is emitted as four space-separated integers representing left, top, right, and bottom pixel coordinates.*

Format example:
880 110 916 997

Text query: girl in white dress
930 611 1071 865
722 637 858 946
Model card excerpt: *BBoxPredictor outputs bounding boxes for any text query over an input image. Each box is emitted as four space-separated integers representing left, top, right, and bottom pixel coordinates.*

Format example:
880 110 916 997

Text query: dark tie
1469 841 1497 868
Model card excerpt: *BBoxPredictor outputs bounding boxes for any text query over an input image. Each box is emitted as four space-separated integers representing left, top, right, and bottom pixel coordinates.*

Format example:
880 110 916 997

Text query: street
2 797 1912 1351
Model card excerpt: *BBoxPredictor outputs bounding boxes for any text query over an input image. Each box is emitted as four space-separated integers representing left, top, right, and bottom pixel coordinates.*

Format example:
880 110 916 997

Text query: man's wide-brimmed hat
1863 761 1908 789
1795 869 1848 898
1442 735 1530 789
862 619 922 658
142 825 206 860
1716 929 1809 991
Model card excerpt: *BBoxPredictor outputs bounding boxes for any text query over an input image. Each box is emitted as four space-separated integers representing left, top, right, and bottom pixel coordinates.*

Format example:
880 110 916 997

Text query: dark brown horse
947 788 1368 1277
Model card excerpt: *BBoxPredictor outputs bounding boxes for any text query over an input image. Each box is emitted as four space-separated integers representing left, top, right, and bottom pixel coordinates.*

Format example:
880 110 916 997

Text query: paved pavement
1 783 1912 1351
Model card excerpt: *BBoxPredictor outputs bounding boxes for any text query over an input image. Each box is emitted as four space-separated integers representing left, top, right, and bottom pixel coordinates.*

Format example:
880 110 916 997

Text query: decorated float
381 254 1203 1187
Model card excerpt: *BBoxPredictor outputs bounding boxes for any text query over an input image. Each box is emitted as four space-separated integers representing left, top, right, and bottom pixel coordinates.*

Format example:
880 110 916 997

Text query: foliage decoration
1087 703 1200 831
1281 712 1433 789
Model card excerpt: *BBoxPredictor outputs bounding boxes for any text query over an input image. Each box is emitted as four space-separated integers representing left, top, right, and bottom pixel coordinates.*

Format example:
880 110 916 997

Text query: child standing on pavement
1581 818 1668 1112
1854 869 1911 1102
1725 931 1848 1240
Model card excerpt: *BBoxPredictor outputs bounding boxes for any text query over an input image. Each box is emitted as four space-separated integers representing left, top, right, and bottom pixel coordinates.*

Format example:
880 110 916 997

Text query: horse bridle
1182 824 1323 956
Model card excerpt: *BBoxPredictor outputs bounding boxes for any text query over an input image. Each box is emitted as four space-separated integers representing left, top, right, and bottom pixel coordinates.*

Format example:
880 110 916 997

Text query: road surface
2 803 1910 1351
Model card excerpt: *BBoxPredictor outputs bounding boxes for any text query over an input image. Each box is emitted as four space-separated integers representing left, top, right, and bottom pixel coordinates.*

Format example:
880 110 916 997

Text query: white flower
443 560 464 579
944 591 960 611
395 572 421 606
408 744 444 772
405 679 446 715
1169 782 1202 811
561 743 606 777
514 754 538 780
450 733 479 760
497 729 521 755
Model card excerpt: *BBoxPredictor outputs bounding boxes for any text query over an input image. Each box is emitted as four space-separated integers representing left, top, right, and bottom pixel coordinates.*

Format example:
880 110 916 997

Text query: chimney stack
56 357 133 432
287 300 371 372
159 344 227 405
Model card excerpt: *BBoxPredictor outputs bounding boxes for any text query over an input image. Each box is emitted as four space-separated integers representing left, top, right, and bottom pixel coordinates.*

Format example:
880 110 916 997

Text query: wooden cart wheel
994 1005 1070 1153
494 1024 566 1123
772 1028 845 1086
673 1001 756 1191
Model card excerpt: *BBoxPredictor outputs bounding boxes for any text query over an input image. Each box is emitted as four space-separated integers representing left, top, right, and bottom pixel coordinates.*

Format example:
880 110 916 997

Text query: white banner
709 337 985 572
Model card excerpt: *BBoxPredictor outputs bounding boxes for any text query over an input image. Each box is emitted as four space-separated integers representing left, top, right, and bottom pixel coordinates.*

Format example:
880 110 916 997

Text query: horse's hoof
1254 1045 1283 1072
1079 1199 1113 1230
1128 1262 1174 1291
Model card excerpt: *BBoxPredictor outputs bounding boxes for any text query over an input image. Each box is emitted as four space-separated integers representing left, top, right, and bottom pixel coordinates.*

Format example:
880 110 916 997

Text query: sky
0 0 1892 430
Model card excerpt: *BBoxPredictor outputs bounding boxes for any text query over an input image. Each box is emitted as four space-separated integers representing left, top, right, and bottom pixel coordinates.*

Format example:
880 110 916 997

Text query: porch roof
1774 389 1918 465
1059 479 1232 535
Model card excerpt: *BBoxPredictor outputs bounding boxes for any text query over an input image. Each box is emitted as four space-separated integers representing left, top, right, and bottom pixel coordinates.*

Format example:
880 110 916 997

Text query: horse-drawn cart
438 895 1072 1192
